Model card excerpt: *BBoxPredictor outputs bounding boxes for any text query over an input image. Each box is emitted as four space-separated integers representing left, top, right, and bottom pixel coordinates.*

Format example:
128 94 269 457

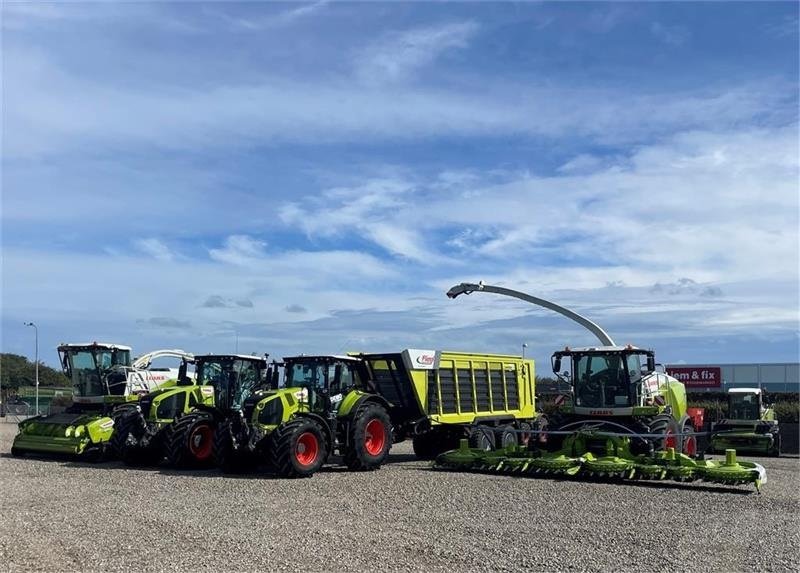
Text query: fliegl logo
416 354 435 366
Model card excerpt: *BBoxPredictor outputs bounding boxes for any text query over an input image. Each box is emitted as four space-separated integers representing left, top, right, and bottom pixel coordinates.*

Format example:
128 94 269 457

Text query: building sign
666 366 722 388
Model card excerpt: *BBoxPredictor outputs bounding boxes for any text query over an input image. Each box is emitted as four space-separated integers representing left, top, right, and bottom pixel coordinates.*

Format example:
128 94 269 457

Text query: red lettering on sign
416 355 435 365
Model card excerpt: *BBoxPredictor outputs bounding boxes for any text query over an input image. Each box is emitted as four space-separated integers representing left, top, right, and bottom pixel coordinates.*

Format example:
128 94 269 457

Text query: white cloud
650 22 690 46
355 21 480 83
209 235 268 266
5 45 794 158
203 1 328 31
134 238 175 262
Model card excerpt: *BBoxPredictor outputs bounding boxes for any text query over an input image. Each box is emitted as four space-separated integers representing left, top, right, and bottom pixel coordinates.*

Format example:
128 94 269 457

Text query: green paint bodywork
13 413 116 456
12 385 180 458
434 434 768 493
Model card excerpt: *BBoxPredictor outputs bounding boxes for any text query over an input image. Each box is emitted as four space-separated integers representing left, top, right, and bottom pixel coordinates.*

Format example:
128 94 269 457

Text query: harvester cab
113 354 269 468
59 343 134 406
11 343 191 460
215 354 392 478
710 388 780 456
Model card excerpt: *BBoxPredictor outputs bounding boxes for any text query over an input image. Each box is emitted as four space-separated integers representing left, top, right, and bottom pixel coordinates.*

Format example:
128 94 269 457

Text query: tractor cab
58 343 133 405
282 355 367 414
192 355 269 412
552 346 656 411
727 388 771 421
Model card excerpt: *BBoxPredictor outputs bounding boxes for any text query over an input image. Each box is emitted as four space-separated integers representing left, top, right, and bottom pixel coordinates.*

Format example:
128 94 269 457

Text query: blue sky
2 1 798 373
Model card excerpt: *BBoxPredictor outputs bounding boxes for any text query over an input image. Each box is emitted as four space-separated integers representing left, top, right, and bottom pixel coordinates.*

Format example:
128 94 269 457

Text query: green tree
0 353 69 401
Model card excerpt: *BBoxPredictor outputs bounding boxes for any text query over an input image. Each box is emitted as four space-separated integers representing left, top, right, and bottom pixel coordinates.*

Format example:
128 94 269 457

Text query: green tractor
434 282 767 492
11 343 190 460
214 354 392 478
112 354 271 467
710 388 780 456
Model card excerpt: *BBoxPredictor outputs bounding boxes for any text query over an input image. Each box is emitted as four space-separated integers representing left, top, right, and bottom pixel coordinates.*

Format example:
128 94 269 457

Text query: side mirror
552 356 562 374
647 356 656 372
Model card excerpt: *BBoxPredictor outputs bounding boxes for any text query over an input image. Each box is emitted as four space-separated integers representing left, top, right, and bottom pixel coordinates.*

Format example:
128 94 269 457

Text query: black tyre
649 414 681 452
113 410 158 466
769 433 781 457
213 418 256 473
167 414 216 469
680 419 698 457
270 418 328 478
10 446 24 457
343 403 392 471
496 425 518 449
412 433 437 460
468 427 495 451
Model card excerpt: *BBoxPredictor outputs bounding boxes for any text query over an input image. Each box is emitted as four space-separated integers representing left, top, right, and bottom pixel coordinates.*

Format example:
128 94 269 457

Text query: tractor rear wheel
344 403 392 471
270 418 328 478
649 414 681 453
468 427 495 451
167 414 216 468
213 418 256 473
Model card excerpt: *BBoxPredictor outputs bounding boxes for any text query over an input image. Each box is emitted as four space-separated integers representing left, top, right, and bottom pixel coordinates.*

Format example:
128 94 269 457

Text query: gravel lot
0 423 798 573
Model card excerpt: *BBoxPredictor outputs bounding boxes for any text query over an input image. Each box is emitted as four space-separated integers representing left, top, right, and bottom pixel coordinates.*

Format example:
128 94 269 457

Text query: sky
2 1 799 374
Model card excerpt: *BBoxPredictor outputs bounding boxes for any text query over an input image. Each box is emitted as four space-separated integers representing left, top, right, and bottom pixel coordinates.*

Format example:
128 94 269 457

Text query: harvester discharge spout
438 282 767 493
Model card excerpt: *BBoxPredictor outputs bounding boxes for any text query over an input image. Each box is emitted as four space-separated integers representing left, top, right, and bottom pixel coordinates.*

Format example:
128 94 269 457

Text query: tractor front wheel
270 418 328 478
113 410 157 466
167 414 216 468
213 418 256 473
343 404 392 471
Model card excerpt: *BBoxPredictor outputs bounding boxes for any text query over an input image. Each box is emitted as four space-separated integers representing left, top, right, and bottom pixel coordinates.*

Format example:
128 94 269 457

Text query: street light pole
522 343 528 360
24 322 39 415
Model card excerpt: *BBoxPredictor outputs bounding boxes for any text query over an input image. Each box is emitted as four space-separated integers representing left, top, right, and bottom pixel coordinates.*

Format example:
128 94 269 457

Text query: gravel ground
0 423 798 573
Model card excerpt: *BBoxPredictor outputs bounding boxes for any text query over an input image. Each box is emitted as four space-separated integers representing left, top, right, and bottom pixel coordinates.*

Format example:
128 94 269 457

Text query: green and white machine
710 388 780 456
434 282 768 492
11 343 191 460
112 354 270 467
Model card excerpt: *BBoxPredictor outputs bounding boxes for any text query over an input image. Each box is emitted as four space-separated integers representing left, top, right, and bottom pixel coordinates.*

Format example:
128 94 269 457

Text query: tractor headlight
65 426 74 437
74 426 85 438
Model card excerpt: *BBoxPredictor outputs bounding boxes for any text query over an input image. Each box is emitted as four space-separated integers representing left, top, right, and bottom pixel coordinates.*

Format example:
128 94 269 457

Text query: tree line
0 353 69 401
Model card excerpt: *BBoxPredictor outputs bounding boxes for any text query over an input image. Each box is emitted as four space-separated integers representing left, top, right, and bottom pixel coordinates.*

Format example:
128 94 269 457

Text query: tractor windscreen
198 358 262 410
65 348 131 398
574 353 632 408
729 393 760 420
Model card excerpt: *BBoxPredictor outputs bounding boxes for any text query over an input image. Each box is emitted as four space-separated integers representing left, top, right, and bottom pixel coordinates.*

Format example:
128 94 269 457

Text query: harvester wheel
412 433 437 460
167 414 216 469
10 447 24 457
213 418 256 473
649 414 681 453
343 404 392 471
496 426 518 449
468 427 495 451
270 418 328 478
681 420 697 458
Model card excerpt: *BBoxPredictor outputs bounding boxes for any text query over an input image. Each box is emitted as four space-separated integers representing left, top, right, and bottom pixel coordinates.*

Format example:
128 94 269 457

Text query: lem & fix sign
666 366 722 389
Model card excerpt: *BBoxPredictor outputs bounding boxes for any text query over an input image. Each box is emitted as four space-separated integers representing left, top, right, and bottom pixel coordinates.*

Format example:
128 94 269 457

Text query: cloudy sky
2 2 798 373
